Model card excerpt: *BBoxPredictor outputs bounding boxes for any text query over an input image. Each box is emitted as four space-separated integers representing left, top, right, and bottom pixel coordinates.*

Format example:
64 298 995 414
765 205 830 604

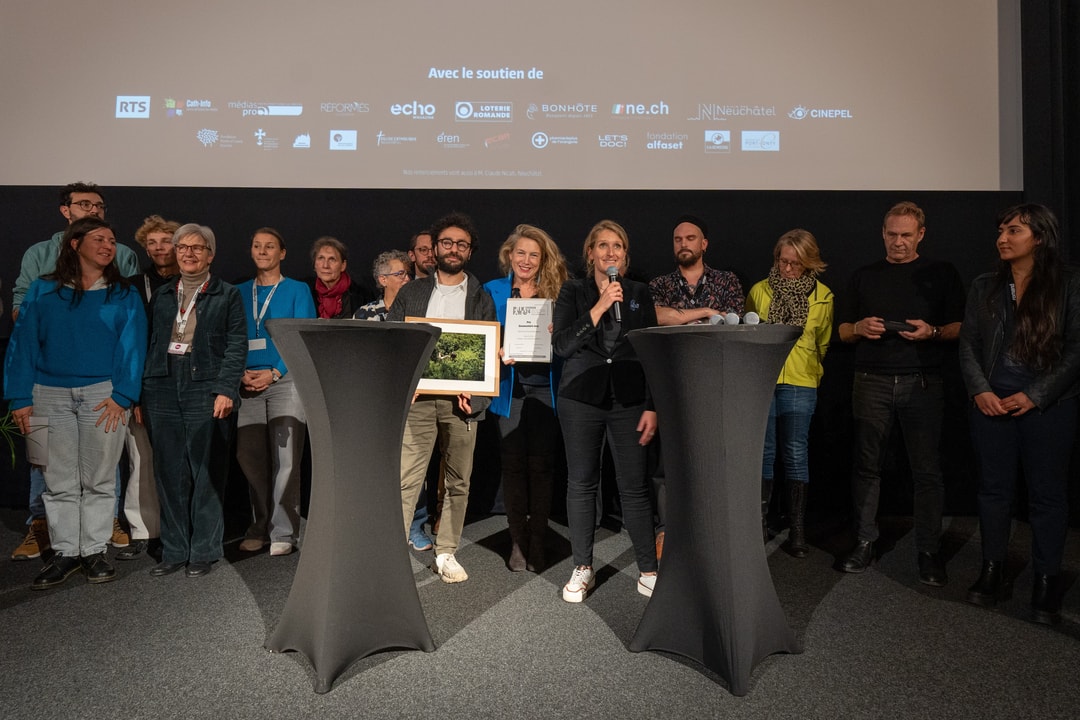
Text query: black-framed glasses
176 244 209 255
68 200 107 212
437 238 472 251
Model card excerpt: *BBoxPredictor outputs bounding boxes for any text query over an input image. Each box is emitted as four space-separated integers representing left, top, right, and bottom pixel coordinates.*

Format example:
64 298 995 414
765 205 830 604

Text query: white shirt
426 273 468 320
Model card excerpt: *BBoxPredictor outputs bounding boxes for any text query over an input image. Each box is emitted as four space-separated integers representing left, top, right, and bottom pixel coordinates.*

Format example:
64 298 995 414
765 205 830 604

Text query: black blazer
552 275 656 407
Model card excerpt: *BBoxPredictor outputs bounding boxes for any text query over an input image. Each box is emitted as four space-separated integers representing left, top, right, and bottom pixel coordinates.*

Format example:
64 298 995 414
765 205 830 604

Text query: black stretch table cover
264 319 439 693
627 324 802 696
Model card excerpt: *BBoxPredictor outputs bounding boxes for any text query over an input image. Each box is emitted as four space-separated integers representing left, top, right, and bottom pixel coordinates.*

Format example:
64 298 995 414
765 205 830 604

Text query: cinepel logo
116 96 151 118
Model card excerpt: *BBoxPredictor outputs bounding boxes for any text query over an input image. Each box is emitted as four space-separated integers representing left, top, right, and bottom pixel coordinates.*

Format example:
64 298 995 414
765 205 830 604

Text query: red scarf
315 272 352 318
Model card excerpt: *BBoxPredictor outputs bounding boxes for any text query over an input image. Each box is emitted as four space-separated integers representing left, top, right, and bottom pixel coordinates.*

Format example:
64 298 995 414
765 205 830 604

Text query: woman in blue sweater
4 217 147 590
235 228 317 556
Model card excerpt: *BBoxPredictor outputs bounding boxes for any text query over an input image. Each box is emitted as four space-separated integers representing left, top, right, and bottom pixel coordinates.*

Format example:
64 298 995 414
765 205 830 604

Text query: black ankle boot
760 478 773 543
784 482 809 558
1031 574 1062 625
965 560 1007 607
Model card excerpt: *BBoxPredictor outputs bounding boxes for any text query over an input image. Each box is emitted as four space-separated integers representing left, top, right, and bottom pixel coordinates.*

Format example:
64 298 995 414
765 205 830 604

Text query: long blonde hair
497 224 569 300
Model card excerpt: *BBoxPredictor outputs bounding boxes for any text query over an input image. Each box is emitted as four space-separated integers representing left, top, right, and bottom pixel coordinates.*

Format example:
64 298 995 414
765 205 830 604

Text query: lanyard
175 276 210 340
252 280 281 338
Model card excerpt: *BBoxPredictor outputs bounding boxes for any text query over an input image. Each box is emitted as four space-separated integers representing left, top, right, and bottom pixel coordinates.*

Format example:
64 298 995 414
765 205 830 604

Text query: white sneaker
269 542 294 556
637 573 657 598
562 566 595 603
434 553 468 583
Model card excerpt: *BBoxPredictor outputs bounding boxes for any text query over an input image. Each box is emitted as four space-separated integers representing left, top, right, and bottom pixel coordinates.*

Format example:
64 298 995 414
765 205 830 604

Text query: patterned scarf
766 265 815 327
315 271 352 319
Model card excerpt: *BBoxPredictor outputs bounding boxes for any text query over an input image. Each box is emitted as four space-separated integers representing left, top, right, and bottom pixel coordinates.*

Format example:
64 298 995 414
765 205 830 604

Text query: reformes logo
116 96 151 118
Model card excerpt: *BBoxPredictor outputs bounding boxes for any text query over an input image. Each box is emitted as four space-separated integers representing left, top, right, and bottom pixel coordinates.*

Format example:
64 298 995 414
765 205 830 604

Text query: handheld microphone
723 312 740 325
605 266 622 322
743 311 760 325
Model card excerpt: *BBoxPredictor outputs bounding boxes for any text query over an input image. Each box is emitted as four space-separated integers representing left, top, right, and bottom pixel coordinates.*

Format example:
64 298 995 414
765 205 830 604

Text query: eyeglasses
176 244 209 255
69 200 107 212
379 270 408 278
438 238 472 252
778 259 803 269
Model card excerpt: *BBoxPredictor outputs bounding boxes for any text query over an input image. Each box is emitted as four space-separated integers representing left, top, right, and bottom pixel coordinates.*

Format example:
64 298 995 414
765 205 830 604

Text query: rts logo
116 96 151 118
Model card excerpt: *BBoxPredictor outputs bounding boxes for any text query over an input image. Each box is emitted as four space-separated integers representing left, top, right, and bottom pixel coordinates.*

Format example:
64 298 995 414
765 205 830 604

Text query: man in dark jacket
388 212 496 583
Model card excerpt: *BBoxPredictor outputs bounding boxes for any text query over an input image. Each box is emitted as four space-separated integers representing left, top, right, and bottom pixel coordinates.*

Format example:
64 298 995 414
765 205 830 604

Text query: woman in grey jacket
958 204 1080 625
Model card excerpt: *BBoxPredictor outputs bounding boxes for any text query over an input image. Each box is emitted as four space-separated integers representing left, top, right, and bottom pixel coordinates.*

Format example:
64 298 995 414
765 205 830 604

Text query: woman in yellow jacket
746 229 833 558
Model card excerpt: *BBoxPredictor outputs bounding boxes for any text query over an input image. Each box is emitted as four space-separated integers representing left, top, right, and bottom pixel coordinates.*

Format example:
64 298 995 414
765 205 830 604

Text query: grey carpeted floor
1 509 1077 720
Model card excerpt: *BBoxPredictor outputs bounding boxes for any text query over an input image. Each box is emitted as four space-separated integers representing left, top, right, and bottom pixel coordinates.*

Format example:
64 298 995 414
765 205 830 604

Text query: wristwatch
271 369 282 383
931 326 941 340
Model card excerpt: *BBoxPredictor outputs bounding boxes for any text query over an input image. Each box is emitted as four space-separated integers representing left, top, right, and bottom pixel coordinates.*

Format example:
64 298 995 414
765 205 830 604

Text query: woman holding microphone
552 220 658 603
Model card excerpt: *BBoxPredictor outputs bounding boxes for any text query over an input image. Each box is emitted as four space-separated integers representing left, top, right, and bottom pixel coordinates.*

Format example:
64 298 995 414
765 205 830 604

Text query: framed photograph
405 318 502 396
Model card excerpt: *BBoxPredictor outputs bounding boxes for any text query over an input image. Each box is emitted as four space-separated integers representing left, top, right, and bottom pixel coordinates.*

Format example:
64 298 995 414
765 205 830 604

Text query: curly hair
497 224 569 300
134 215 180 247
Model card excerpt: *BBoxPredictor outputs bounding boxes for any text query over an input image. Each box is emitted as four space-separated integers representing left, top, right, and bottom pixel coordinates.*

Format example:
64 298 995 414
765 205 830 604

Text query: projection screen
0 0 1021 191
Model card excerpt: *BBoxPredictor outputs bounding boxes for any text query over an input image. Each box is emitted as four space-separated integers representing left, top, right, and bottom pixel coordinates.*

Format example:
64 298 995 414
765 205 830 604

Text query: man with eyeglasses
407 230 437 279
388 212 496 583
9 182 142 562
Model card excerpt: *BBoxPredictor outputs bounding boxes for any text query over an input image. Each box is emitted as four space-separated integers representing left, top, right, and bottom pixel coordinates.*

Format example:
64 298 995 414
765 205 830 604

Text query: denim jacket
143 275 248 401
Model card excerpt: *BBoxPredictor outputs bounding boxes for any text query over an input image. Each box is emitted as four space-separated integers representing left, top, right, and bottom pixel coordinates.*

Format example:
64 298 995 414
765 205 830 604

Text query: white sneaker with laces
562 566 595 603
637 573 657 597
435 553 468 583
269 542 293 556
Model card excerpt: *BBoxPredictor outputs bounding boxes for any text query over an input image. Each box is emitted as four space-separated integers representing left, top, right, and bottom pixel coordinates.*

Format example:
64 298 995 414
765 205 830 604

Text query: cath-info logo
116 96 151 118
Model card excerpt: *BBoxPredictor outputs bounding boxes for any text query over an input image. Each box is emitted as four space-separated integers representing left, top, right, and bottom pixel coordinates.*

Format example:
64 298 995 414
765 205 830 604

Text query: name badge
168 342 190 355
249 338 267 351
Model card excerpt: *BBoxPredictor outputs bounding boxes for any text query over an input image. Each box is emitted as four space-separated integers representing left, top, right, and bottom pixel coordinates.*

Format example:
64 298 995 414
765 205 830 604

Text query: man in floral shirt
649 215 744 325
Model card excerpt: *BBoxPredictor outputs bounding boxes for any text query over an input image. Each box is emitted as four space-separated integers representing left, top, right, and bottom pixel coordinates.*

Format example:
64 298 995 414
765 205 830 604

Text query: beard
436 253 465 275
676 249 702 268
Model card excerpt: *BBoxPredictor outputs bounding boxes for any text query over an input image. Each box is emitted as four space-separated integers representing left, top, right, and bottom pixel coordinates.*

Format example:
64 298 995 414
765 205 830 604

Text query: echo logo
116 96 151 118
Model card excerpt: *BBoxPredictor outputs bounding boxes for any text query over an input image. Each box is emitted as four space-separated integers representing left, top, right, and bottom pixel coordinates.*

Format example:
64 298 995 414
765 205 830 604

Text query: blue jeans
26 464 45 523
762 384 817 483
33 381 127 557
559 396 657 573
970 396 1076 575
851 372 944 552
143 355 233 564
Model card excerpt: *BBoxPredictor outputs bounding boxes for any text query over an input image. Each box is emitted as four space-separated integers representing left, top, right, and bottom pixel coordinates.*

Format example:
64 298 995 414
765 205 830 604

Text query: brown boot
12 517 50 561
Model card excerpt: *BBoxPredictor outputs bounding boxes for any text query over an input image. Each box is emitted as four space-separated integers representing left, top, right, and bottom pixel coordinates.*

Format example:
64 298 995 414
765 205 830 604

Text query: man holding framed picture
388 212 496 583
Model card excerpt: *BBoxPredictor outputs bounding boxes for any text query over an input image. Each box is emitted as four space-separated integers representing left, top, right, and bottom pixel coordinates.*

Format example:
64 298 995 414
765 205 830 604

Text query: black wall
1 0 1077 522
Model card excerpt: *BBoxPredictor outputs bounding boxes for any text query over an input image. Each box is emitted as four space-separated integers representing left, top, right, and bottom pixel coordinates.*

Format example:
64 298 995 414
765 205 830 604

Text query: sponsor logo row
194 127 778 153
118 96 853 122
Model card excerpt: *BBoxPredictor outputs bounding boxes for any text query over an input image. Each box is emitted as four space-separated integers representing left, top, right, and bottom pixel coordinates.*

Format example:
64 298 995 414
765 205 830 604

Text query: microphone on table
606 266 622 322
709 312 761 325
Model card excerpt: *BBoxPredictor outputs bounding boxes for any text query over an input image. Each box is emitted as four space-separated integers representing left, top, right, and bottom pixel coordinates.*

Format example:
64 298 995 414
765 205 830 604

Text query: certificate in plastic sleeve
504 298 553 363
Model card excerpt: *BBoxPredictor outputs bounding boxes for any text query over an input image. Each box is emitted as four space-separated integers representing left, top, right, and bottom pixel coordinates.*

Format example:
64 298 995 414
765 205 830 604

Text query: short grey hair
173 223 216 254
371 249 412 282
